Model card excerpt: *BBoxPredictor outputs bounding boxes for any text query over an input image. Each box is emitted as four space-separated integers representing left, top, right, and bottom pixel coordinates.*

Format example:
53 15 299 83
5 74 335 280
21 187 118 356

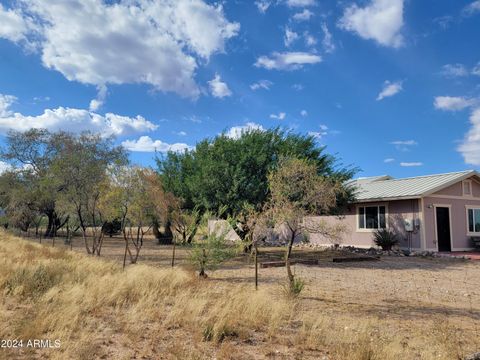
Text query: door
435 207 451 252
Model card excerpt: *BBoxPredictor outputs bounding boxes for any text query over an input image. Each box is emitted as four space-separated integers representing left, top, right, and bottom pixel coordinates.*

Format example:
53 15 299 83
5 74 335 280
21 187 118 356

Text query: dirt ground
18 234 480 359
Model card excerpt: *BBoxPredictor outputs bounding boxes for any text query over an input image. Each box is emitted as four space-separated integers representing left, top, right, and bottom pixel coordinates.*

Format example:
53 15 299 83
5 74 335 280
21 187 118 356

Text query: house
308 170 480 252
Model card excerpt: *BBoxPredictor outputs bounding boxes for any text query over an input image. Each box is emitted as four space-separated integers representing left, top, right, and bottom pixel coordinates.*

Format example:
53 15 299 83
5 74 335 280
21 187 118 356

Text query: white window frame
356 204 388 232
463 180 473 197
465 205 480 236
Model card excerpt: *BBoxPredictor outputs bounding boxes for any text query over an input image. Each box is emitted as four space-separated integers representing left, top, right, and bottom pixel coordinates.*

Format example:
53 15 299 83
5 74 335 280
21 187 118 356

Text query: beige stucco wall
307 199 422 249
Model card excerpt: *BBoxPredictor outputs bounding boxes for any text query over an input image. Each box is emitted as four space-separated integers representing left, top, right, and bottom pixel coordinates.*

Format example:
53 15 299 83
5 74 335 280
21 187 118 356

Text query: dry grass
1 232 479 359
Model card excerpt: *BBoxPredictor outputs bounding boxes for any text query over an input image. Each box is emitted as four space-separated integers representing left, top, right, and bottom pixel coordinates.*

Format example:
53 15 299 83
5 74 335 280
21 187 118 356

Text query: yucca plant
373 229 399 251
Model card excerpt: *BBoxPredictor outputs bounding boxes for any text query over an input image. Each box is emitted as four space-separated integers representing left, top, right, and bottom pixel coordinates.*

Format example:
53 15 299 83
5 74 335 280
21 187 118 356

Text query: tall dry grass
0 232 475 359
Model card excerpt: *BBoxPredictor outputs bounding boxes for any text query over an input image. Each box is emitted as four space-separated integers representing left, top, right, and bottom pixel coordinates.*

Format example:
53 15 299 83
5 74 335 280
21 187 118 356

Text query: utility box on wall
404 218 414 232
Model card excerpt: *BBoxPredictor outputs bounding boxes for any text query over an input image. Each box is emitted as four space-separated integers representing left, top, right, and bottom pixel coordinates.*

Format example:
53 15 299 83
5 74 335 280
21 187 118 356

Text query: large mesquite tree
157 129 356 244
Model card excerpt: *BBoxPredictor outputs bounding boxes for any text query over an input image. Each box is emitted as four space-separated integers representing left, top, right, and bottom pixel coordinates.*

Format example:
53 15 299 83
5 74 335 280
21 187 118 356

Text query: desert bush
188 233 237 278
283 276 305 298
373 229 399 250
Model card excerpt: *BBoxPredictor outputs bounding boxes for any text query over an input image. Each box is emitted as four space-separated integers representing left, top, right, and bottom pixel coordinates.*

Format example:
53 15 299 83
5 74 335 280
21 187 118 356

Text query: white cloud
321 23 335 53
391 140 416 146
376 80 403 101
458 108 480 165
284 28 299 47
308 125 328 140
208 74 232 98
300 110 308 117
255 52 322 70
338 0 404 48
0 96 158 136
2 0 239 99
292 9 314 21
0 3 35 44
434 96 476 111
400 162 423 167
270 112 286 120
255 0 272 13
391 140 416 152
383 158 395 163
292 84 304 91
225 122 265 139
89 84 108 112
0 94 17 117
122 136 192 153
285 0 316 7
304 32 317 47
0 161 13 174
463 1 480 16
472 62 480 76
176 131 187 136
250 80 273 91
440 64 469 78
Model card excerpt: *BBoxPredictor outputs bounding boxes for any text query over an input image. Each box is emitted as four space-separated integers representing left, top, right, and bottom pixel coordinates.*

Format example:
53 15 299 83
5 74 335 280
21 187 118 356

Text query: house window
463 180 472 196
467 208 480 233
358 205 386 229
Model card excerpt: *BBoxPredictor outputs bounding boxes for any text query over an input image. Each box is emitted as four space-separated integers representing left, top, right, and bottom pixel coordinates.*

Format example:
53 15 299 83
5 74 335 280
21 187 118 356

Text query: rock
464 352 480 360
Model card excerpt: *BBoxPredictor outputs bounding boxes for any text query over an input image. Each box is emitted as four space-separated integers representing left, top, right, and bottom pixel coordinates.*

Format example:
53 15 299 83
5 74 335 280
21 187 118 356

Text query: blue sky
0 0 479 178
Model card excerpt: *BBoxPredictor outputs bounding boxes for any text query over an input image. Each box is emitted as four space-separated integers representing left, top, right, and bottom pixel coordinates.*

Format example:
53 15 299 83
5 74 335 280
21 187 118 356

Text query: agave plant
373 229 399 251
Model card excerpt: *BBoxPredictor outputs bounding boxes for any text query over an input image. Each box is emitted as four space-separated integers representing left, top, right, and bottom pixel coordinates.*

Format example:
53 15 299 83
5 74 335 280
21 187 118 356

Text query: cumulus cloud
0 3 36 44
122 136 192 153
284 28 299 47
300 110 308 117
376 80 403 101
308 125 328 140
255 52 322 70
270 112 286 120
338 0 404 48
458 108 480 165
400 162 423 167
0 95 158 136
434 96 476 111
0 0 239 99
292 9 314 21
225 122 265 139
250 80 273 91
383 158 395 163
440 64 469 78
208 74 232 98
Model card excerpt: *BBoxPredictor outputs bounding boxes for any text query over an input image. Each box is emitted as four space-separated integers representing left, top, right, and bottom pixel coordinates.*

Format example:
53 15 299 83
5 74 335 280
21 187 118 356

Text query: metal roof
349 170 478 202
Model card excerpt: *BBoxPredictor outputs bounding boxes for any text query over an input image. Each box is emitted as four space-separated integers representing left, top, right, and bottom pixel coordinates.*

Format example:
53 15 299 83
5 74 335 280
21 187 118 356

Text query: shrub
373 229 399 251
283 276 305 298
188 233 237 278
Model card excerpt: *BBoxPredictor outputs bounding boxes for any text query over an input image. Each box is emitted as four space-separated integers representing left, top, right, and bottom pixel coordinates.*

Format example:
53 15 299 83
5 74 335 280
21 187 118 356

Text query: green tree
1 129 66 237
50 132 128 255
157 128 356 218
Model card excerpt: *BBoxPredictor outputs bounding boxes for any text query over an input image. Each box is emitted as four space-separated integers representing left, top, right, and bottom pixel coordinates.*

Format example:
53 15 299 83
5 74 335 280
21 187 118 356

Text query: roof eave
422 170 479 197
352 195 421 203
